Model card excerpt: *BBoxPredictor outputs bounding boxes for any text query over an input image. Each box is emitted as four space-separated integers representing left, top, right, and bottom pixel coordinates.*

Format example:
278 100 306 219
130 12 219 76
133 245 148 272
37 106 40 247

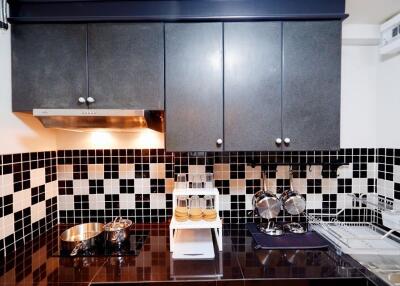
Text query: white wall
376 53 400 148
340 24 379 148
340 45 378 148
0 28 57 155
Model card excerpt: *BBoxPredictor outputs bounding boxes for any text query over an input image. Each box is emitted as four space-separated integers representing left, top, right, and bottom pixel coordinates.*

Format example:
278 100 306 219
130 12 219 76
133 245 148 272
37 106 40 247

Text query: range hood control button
87 97 96 104
78 97 86 104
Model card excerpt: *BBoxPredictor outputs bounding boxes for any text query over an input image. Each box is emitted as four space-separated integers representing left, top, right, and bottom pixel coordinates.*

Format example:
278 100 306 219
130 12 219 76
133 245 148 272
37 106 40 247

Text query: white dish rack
169 188 223 259
308 194 400 255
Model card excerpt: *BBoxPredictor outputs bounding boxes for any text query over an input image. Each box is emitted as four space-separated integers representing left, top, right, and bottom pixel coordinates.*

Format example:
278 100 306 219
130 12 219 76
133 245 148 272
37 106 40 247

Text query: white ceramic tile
229 179 246 195
89 194 105 210
30 168 46 187
3 214 15 238
394 166 400 183
214 164 230 180
306 194 322 209
88 164 105 179
45 181 58 200
307 165 322 179
336 194 346 209
149 163 165 179
13 189 30 212
367 163 377 178
73 179 89 195
188 165 205 175
337 165 353 178
104 179 120 194
31 201 46 222
0 217 4 240
119 194 136 209
0 174 13 196
134 178 151 194
245 194 253 210
291 179 307 194
219 195 230 211
57 164 74 180
59 195 74 210
265 179 277 192
322 179 337 194
276 166 289 179
150 193 165 209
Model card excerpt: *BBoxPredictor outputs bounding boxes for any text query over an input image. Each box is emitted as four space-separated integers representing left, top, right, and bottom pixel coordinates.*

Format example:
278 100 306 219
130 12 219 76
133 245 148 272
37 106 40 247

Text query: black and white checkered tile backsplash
374 148 400 223
0 151 58 257
2 147 394 258
55 148 377 225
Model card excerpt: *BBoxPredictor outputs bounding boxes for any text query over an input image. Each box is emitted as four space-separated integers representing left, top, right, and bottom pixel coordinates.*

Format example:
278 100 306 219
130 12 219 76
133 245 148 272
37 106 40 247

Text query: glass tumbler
189 195 201 209
175 173 187 189
177 196 189 209
189 174 203 188
204 173 214 188
204 195 215 210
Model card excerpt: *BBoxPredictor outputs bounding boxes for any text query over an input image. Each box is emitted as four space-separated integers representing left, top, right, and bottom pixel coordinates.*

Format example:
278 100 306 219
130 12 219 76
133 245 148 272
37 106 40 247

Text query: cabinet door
165 23 223 151
88 23 164 109
12 24 87 111
224 22 282 151
282 21 341 150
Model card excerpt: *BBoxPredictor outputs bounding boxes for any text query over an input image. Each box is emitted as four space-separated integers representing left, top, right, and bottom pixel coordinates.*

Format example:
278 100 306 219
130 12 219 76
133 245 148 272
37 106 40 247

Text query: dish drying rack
308 194 400 255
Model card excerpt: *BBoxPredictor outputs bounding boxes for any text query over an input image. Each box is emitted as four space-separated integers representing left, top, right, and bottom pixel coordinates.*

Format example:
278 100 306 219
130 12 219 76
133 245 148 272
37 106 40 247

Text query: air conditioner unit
380 13 400 55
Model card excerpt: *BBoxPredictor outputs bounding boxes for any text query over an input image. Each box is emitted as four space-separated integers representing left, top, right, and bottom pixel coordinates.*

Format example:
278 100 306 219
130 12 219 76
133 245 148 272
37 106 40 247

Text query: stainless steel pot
253 171 282 219
60 223 104 256
253 190 282 220
280 189 306 215
280 168 306 215
104 217 132 245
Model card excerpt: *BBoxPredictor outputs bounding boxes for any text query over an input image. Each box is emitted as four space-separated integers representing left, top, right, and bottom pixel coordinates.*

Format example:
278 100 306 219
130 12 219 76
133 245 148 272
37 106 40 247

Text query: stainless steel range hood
33 109 164 132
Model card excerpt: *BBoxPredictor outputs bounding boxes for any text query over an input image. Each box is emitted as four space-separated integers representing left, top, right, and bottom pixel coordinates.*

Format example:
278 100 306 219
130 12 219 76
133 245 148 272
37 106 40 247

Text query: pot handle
70 242 83 256
116 230 125 241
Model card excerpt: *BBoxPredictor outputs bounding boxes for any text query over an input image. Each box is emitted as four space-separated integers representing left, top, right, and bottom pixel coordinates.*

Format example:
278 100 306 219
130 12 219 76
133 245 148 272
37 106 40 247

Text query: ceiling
345 0 400 24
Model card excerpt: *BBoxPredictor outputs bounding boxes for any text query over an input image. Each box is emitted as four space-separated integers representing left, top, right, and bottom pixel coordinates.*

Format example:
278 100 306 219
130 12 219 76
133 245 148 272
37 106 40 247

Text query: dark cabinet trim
8 0 347 23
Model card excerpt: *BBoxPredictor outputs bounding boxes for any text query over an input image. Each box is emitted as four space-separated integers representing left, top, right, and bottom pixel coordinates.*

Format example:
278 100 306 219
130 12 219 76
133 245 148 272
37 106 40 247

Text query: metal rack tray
309 217 400 255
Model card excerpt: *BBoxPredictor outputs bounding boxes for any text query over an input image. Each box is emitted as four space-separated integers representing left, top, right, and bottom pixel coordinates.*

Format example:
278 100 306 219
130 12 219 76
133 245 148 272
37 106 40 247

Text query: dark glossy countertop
0 223 381 286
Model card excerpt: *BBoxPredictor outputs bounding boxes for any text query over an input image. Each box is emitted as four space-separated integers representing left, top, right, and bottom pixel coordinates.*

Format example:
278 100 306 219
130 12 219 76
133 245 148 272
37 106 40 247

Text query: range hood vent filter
33 109 164 133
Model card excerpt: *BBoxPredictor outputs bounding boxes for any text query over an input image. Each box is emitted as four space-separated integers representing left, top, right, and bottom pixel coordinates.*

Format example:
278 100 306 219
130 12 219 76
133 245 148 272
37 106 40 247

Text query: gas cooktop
52 229 149 257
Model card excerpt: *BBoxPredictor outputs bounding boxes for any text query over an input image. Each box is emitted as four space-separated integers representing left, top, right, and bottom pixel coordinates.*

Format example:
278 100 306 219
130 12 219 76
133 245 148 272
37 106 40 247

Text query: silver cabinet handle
284 138 291 145
275 138 282 145
78 97 86 104
86 97 95 104
216 138 223 146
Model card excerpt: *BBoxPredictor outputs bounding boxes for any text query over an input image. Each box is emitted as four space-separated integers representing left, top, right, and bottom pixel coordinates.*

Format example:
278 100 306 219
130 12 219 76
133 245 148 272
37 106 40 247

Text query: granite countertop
0 223 379 286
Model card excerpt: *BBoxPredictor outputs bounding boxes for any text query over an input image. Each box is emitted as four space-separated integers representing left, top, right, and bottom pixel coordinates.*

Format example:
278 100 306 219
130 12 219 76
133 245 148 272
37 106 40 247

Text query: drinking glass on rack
177 196 189 209
189 195 201 209
204 195 214 210
204 173 214 188
189 174 203 188
175 174 187 189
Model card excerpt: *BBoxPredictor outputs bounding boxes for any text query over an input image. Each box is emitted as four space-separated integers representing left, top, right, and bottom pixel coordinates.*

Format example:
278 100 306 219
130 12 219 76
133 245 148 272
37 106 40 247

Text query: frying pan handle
70 242 83 256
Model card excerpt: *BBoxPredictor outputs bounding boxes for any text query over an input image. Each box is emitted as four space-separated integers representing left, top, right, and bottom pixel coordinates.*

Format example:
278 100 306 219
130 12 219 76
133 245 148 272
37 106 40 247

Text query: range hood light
33 109 164 133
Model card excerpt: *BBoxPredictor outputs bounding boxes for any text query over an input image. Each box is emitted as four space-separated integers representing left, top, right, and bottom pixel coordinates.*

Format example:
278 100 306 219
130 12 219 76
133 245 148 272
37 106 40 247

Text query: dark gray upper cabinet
165 23 223 152
12 24 87 111
88 23 164 109
282 21 341 150
224 22 282 151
